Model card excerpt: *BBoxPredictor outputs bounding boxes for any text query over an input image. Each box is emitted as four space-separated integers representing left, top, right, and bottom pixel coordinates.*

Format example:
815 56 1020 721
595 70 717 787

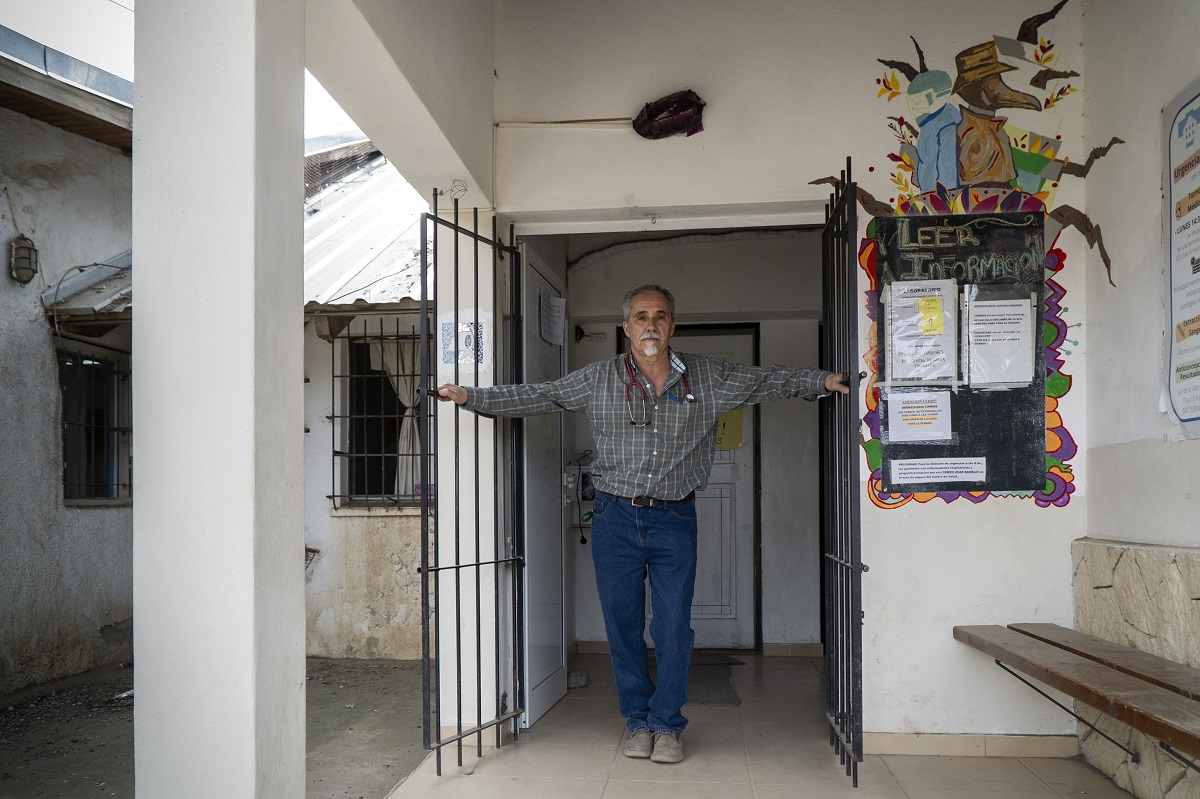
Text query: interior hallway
391 653 1133 799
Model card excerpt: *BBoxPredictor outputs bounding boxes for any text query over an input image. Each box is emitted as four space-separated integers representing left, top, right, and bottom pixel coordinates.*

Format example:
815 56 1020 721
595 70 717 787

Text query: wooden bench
953 623 1200 767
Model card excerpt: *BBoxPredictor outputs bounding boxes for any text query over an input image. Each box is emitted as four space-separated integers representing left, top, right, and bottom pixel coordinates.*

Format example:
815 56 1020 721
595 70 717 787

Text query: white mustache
640 332 662 341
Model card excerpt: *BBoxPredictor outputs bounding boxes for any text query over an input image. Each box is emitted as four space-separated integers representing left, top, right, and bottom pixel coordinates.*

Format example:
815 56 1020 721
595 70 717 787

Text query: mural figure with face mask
908 69 960 191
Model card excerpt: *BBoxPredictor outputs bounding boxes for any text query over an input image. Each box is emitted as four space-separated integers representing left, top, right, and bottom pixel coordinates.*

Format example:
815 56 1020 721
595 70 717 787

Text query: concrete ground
0 658 428 798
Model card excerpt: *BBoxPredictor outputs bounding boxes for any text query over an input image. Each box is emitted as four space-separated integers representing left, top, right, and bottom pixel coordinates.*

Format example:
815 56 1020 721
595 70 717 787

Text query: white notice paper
890 457 986 484
967 298 1033 385
888 280 956 382
887 390 952 442
539 292 566 346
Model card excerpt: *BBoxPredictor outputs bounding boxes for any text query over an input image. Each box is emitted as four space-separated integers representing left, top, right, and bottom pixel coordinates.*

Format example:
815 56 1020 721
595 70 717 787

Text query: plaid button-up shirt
463 350 830 501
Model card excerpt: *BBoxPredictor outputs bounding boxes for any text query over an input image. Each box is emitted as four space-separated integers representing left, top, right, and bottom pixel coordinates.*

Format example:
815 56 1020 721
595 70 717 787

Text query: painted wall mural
817 0 1120 509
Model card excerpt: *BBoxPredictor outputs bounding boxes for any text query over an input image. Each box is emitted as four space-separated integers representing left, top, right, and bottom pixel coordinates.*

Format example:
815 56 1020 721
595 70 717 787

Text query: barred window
58 348 132 501
331 318 432 507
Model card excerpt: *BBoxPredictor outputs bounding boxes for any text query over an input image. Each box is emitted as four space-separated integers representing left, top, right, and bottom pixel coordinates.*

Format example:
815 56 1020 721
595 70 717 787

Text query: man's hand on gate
825 372 851 395
432 384 468 404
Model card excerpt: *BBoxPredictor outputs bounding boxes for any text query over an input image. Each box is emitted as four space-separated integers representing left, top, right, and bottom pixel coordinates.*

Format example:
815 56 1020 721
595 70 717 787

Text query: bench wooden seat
1009 623 1200 703
953 624 1200 761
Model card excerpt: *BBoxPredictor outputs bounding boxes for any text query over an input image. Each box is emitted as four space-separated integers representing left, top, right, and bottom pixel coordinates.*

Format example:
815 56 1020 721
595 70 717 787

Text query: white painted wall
561 231 824 647
864 500 1086 735
1082 0 1200 549
0 105 133 694
494 0 894 227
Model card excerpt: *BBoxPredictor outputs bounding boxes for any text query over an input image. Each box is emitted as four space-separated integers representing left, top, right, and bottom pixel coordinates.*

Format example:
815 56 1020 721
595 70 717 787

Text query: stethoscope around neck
624 353 694 426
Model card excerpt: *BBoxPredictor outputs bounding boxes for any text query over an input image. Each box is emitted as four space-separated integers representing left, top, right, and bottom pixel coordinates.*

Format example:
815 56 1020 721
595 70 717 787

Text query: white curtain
370 339 420 497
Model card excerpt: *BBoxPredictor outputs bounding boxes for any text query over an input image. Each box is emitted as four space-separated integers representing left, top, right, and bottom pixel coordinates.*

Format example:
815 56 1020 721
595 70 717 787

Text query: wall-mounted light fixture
9 234 38 285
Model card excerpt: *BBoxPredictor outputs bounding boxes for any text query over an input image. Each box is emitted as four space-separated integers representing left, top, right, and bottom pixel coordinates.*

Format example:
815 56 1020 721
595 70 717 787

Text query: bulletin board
874 213 1045 493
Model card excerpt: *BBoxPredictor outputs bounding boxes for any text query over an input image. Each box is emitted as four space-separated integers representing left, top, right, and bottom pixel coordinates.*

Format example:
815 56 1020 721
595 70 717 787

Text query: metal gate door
419 196 525 774
820 158 868 786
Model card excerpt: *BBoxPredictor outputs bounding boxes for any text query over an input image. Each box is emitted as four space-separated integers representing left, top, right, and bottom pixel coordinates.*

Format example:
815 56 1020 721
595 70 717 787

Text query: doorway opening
421 215 859 783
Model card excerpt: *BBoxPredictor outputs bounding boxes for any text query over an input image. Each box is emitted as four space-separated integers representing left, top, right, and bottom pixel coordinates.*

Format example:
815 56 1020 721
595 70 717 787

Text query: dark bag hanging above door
632 89 706 139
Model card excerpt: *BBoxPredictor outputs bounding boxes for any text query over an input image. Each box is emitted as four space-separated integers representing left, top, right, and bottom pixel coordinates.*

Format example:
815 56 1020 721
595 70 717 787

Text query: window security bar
329 320 432 509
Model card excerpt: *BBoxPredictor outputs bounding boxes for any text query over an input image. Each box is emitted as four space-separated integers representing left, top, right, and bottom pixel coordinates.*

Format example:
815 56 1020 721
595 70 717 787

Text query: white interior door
520 254 568 726
648 329 757 649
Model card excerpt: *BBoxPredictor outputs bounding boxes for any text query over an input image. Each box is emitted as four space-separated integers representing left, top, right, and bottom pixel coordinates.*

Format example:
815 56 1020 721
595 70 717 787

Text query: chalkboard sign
874 212 1045 493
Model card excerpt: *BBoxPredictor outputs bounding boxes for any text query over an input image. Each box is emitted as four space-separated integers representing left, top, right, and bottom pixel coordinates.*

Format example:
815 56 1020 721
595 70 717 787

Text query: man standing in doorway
436 284 849 764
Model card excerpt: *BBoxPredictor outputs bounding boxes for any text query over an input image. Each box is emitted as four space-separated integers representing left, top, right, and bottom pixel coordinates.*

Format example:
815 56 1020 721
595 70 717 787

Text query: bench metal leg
1160 742 1200 775
993 660 1141 763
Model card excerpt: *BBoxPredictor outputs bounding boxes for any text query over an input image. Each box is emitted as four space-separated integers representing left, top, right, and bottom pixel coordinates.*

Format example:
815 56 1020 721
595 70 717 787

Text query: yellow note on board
715 408 743 450
917 297 943 335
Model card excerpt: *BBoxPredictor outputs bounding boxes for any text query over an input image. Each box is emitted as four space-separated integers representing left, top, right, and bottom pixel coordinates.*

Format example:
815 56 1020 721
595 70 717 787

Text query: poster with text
1165 76 1200 438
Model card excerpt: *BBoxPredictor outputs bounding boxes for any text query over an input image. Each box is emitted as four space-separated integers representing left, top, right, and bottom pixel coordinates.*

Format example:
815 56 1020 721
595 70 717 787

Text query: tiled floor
387 654 1133 799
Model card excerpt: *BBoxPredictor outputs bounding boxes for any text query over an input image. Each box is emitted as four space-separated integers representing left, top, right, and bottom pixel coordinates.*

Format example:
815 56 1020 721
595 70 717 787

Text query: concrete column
132 0 305 795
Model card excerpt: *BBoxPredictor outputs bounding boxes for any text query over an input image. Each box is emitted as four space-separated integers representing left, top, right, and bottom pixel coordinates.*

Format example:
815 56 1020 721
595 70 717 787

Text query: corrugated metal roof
303 156 428 309
41 250 133 320
43 156 429 325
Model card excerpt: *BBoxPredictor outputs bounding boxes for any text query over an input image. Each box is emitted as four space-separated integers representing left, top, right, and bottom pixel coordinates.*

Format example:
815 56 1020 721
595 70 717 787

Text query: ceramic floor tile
754 783 910 799
603 779 756 798
1018 756 1136 797
465 742 618 780
681 701 743 724
748 656 820 671
882 754 1056 794
743 722 900 788
736 686 827 725
387 653 1136 799
745 734 904 790
453 775 608 798
565 656 617 699
385 762 464 798
902 787 1065 791
734 667 824 686
516 696 626 745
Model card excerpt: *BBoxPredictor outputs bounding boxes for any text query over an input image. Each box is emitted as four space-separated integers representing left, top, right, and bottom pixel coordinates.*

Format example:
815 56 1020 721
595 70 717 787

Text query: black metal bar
427 215 517 250
510 224 527 742
473 206 484 759
452 196 464 768
992 660 1141 762
433 189 444 776
1160 743 1200 775
822 553 870 572
419 204 433 758
426 212 520 257
432 708 525 747
495 219 504 749
376 317 383 505
421 556 526 573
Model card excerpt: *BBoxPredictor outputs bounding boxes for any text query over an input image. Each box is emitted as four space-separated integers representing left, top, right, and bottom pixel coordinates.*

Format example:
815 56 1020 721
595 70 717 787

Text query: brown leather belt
611 491 695 508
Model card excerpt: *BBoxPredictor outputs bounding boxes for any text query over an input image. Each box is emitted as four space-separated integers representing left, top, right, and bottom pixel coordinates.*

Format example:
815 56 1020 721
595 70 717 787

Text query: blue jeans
590 491 697 734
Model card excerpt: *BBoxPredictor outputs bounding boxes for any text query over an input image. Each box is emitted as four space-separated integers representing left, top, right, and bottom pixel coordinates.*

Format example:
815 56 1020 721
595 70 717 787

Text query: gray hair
622 283 676 321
